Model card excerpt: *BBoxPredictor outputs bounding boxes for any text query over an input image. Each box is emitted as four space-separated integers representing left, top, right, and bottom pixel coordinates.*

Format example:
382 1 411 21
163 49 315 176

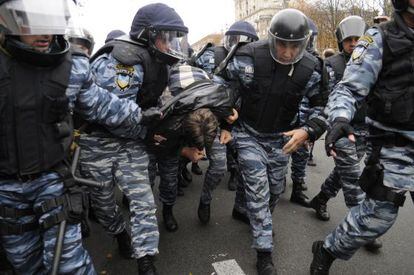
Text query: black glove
141 107 163 125
325 117 354 156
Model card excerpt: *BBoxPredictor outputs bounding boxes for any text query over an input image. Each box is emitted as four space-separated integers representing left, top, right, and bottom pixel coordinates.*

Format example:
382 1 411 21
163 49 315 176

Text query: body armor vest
237 40 319 133
367 14 414 130
91 40 168 110
0 51 73 175
325 52 367 125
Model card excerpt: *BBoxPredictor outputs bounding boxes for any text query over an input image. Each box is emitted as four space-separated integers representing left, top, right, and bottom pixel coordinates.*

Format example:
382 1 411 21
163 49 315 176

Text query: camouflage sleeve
194 47 216 75
304 70 325 120
68 55 146 139
327 28 383 124
226 55 254 88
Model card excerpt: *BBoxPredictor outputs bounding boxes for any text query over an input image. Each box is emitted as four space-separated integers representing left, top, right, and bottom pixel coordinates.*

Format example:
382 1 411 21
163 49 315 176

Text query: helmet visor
224 34 254 51
150 30 188 63
0 0 77 35
268 30 309 65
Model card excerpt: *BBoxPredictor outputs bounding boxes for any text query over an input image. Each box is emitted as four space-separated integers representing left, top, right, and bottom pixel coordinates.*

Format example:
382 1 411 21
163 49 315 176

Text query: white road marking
212 259 246 275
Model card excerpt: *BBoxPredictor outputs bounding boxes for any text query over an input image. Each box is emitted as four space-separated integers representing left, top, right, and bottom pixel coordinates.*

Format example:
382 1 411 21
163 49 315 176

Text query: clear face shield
223 34 255 51
0 0 79 36
307 33 317 53
268 30 309 65
149 29 188 65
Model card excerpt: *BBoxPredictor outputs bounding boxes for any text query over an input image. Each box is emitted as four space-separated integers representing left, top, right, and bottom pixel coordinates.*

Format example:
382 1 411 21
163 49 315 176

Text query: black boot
227 170 236 191
309 192 330 221
137 255 157 275
191 162 203 175
198 201 210 224
310 241 335 275
162 204 178 232
232 208 250 225
256 251 276 275
299 179 308 191
364 238 382 252
290 181 310 207
116 230 134 259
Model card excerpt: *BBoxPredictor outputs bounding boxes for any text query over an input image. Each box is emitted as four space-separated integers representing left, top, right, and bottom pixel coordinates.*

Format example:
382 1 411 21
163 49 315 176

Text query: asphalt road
84 138 414 275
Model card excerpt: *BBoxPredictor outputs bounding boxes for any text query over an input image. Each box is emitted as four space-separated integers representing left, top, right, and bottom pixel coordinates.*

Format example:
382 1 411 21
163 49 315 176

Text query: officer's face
275 40 301 64
19 35 53 53
155 36 170 53
342 36 359 55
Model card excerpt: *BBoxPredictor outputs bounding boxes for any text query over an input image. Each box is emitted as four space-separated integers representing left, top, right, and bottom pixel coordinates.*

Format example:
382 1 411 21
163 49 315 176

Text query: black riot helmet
335 16 367 51
306 17 318 54
223 21 258 51
268 8 310 65
392 0 414 14
129 3 189 66
0 0 78 66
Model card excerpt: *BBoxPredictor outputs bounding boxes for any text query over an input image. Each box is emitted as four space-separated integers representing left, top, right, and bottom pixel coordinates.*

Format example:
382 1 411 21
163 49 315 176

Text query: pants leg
0 174 95 274
114 141 159 259
79 135 126 235
235 129 277 252
200 135 227 205
157 153 179 206
320 137 366 207
324 197 399 260
290 145 309 183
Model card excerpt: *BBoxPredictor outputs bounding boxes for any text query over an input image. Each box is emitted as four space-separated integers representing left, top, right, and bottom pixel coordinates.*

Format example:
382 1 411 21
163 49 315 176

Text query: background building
234 0 290 39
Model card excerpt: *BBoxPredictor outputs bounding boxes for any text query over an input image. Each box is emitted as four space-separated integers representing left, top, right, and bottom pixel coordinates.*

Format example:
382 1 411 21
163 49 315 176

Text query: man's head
181 108 218 162
268 9 310 65
0 0 76 64
335 16 367 54
373 15 391 24
129 3 188 66
105 29 126 44
223 21 258 51
67 28 94 56
322 48 335 59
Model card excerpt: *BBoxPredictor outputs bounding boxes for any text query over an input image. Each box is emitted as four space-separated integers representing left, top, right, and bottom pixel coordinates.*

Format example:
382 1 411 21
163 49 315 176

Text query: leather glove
325 117 354 156
141 107 162 125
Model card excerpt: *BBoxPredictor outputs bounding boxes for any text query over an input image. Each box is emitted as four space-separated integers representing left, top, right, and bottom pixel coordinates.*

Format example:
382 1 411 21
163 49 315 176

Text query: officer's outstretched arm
327 28 383 124
68 56 146 139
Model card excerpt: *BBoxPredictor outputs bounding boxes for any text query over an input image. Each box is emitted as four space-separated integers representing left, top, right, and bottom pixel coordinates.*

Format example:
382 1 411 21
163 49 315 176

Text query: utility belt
357 127 409 207
0 172 44 182
0 190 89 236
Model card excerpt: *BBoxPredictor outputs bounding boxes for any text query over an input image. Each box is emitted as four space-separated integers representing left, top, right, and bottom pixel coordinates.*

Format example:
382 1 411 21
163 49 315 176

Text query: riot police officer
227 9 327 275
309 14 383 252
0 0 149 274
311 0 414 273
309 16 368 221
79 3 187 273
194 20 258 224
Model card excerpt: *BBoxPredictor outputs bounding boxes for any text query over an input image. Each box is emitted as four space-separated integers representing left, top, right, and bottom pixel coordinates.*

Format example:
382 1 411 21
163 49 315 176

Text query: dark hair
182 108 219 150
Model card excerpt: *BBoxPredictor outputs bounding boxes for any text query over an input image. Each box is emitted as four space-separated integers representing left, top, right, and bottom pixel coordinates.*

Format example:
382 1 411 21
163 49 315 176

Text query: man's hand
325 118 355 157
282 128 309 154
219 129 232 144
225 108 239 124
153 134 167 146
181 147 206 163
141 107 163 125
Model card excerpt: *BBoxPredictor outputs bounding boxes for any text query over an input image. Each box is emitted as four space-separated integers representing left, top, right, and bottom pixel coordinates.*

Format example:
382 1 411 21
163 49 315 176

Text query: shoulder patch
115 64 135 90
352 36 373 64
